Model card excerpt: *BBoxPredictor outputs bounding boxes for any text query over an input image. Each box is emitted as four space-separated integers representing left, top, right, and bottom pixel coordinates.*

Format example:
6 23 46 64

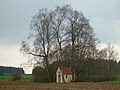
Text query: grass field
0 75 32 80
0 76 11 80
111 75 120 82
21 75 33 80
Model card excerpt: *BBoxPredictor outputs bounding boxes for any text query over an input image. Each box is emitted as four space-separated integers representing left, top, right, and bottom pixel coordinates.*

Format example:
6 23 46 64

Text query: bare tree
52 5 98 81
21 9 55 82
106 43 118 79
66 9 98 81
52 5 71 82
107 43 118 61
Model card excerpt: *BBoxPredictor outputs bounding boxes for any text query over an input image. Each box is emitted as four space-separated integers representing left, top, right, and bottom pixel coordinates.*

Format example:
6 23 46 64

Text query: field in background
112 74 120 82
0 76 11 80
21 75 33 80
0 74 32 81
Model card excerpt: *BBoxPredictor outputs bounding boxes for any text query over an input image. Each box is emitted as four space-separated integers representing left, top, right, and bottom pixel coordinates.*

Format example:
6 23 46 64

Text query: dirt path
0 81 120 90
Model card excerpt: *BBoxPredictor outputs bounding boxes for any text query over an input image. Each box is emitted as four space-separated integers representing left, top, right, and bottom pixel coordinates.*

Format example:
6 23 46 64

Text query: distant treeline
0 66 24 76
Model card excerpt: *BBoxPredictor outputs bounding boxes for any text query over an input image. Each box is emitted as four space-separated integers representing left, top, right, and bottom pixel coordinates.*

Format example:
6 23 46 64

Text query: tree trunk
59 44 65 83
107 63 110 80
61 67 65 83
45 67 51 83
45 57 51 83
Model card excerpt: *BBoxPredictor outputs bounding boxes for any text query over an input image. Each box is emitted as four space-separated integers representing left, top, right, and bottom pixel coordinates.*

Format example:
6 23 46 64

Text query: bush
32 61 59 83
32 67 49 83
11 72 21 81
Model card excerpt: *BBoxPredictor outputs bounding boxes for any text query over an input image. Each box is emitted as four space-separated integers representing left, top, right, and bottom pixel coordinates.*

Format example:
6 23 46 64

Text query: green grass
116 75 120 78
21 75 33 80
109 75 120 82
112 79 120 82
0 76 11 80
0 75 33 81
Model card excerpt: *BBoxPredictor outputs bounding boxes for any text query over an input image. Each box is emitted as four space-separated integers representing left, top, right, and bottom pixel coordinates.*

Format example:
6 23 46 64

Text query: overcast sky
0 0 120 73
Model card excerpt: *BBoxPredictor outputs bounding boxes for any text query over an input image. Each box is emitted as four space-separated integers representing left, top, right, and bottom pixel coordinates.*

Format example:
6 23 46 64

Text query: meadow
0 75 32 81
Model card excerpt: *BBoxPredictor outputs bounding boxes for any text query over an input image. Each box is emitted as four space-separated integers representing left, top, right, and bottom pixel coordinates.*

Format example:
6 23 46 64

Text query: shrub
11 72 21 81
32 61 58 83
32 67 49 83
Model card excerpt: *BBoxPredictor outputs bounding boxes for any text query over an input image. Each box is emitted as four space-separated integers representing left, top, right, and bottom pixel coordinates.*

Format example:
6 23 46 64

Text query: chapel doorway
58 74 61 83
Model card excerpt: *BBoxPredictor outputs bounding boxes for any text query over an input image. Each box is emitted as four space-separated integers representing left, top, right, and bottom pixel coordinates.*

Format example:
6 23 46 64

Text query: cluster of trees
0 66 24 76
21 5 119 82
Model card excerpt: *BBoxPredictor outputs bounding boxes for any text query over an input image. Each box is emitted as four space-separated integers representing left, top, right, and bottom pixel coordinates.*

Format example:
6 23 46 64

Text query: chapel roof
63 67 72 75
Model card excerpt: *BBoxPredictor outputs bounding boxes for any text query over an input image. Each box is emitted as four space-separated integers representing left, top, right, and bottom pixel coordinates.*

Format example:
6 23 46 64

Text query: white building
56 67 74 83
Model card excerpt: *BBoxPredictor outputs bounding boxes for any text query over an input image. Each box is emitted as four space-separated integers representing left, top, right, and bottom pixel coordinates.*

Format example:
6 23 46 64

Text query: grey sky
0 0 120 73
0 0 120 43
